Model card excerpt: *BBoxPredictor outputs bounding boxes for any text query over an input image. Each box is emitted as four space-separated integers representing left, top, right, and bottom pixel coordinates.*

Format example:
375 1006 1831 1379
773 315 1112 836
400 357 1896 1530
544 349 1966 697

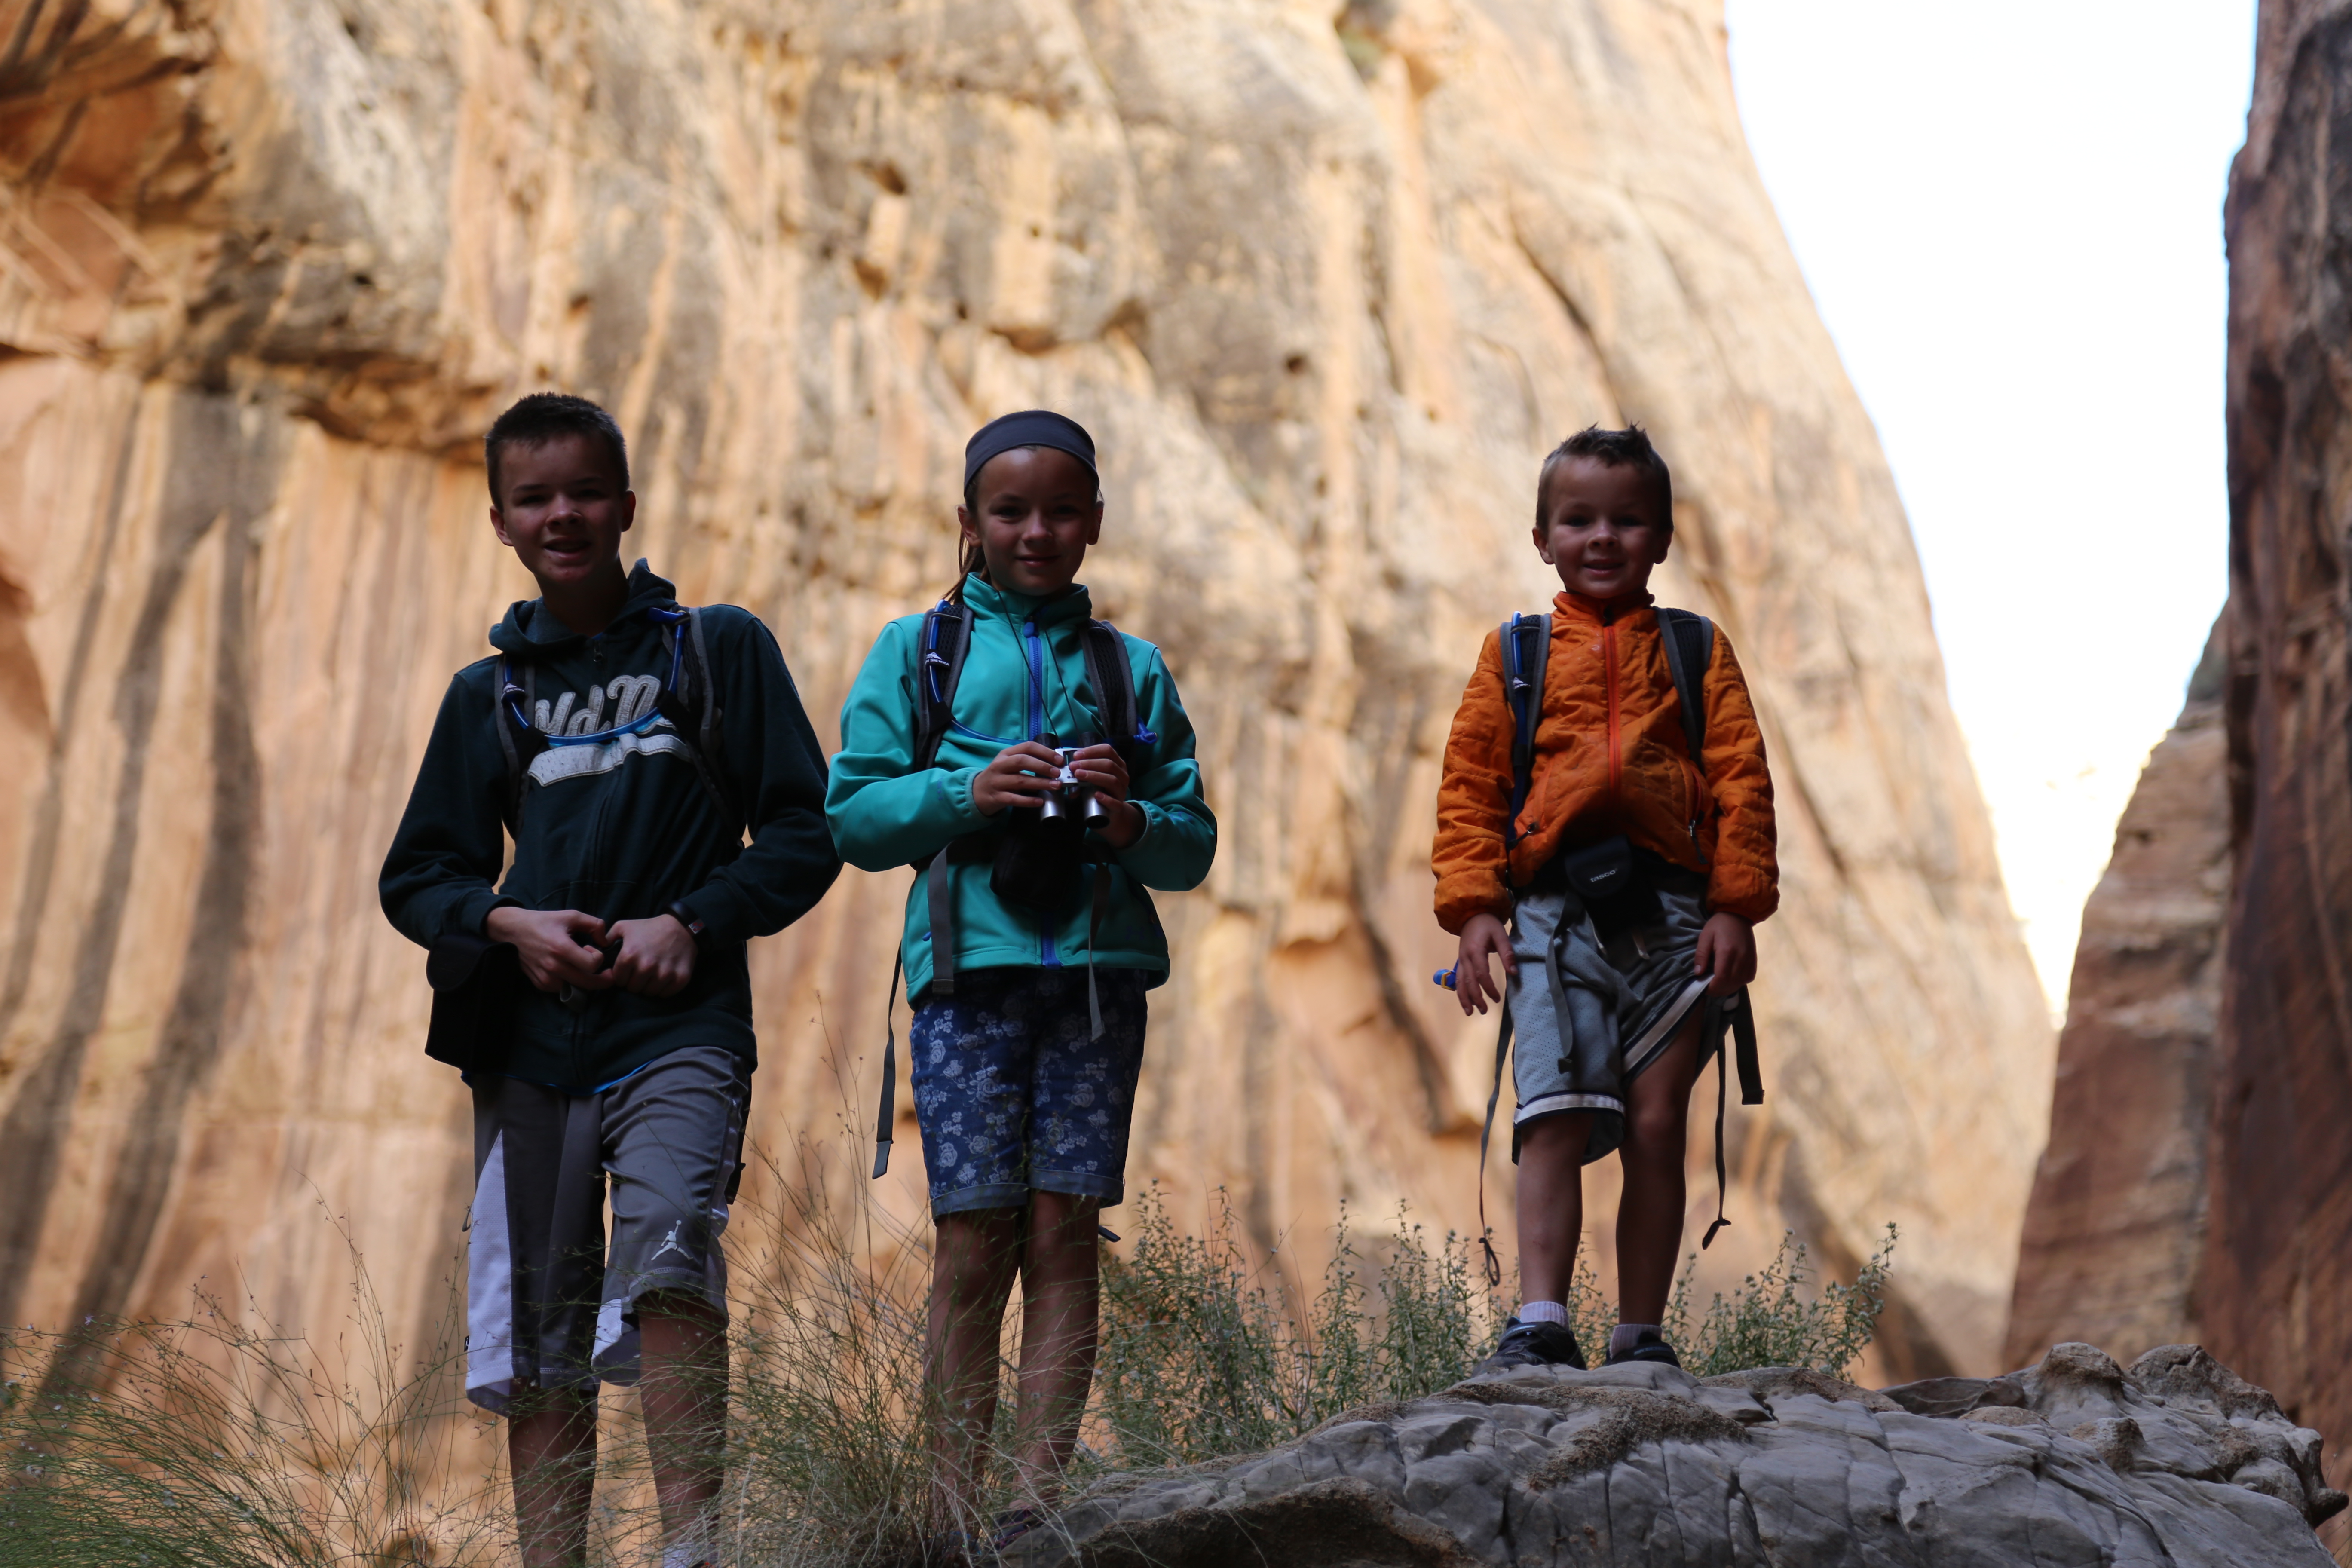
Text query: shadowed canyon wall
2014 0 2352 1511
0 0 2050 1375
2205 0 2352 1467
2004 629 2226 1372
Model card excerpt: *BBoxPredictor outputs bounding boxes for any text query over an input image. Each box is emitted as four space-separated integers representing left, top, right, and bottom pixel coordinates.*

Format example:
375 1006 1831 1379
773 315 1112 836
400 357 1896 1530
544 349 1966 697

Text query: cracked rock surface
1012 1344 2346 1566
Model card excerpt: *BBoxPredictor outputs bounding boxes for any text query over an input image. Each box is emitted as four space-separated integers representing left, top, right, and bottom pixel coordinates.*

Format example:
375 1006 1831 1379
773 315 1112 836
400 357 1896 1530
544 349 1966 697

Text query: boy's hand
1453 913 1516 1016
1068 742 1146 849
1694 912 1756 996
972 742 1069 815
608 915 698 998
484 906 614 994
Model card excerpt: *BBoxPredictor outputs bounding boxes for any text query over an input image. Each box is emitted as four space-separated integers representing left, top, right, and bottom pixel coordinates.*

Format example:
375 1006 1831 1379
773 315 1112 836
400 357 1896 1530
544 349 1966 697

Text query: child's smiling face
490 432 635 591
1534 455 1670 601
959 446 1103 598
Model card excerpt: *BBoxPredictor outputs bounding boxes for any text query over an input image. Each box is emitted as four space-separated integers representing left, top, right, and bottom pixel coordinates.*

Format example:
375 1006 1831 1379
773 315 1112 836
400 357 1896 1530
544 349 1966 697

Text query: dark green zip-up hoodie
380 562 842 1090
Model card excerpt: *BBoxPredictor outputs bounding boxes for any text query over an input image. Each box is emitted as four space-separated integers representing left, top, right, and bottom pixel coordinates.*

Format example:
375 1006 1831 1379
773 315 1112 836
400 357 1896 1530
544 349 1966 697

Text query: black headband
962 410 1098 496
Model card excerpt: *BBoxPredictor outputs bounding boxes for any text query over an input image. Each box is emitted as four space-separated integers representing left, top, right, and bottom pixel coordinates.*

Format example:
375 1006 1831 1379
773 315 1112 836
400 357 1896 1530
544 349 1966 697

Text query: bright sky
1723 0 2255 1015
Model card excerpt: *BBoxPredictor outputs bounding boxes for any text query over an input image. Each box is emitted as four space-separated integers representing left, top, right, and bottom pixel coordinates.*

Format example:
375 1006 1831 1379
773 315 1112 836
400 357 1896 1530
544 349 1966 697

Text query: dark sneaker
991 1507 1046 1551
1604 1329 1683 1367
1474 1316 1588 1375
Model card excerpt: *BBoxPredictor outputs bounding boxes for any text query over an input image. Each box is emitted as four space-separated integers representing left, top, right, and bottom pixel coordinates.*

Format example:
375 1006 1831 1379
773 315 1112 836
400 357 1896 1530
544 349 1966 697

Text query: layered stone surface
1014 1344 2344 1567
0 0 2049 1372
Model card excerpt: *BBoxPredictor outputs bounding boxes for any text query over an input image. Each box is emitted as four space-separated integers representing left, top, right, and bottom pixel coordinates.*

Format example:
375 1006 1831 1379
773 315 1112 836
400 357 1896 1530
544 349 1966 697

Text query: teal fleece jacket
380 562 842 1089
827 578 1216 996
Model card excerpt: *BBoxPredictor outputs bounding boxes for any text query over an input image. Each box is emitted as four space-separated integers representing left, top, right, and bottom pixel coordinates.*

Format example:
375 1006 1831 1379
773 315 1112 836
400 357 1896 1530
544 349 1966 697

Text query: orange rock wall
0 0 2049 1373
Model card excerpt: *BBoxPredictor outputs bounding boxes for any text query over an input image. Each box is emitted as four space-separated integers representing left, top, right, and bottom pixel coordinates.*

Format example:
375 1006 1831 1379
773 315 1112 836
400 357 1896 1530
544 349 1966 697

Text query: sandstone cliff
2205 0 2352 1482
2003 631 2227 1370
0 0 2049 1374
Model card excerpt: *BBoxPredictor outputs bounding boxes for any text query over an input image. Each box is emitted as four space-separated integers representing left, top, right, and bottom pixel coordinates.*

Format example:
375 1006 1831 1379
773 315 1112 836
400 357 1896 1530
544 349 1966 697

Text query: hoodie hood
489 559 680 655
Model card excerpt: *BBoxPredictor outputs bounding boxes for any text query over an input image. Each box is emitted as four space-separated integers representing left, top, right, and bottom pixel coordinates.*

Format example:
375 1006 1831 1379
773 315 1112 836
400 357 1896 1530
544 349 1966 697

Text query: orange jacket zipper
1602 608 1623 803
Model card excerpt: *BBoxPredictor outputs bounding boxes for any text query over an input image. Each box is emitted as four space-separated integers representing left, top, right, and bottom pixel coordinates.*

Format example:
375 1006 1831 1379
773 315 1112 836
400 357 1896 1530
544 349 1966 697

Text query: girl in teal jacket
827 411 1215 1540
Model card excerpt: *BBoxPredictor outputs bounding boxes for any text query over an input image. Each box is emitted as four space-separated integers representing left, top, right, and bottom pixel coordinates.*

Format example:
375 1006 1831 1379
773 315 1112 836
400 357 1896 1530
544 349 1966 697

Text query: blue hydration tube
502 605 689 746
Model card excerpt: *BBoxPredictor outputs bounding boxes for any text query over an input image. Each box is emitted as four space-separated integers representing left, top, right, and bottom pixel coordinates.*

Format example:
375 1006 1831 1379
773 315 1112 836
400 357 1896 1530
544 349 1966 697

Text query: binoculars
1035 745 1113 828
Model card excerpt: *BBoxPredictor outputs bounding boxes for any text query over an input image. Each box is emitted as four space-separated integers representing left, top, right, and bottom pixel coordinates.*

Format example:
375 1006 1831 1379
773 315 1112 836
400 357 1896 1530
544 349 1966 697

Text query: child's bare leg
1010 1190 1102 1498
928 1208 1025 1524
639 1290 727 1553
1513 1111 1595 1303
1615 1013 1709 1323
509 1386 597 1568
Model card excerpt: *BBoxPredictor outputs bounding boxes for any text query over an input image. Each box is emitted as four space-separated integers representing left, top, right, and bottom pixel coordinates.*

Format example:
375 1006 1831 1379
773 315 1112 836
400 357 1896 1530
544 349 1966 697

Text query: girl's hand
1065 742 1130 804
1694 912 1756 996
972 742 1069 815
1453 913 1515 1016
1068 742 1147 849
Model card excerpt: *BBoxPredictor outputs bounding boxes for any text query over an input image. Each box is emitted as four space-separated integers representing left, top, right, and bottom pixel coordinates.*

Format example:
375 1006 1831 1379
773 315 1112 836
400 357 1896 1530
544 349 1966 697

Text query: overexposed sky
1724 0 2255 1013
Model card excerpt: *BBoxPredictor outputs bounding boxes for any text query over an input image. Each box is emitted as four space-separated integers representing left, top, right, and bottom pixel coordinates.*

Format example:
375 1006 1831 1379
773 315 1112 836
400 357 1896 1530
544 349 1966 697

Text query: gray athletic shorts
1507 879 1711 1166
465 1045 750 1413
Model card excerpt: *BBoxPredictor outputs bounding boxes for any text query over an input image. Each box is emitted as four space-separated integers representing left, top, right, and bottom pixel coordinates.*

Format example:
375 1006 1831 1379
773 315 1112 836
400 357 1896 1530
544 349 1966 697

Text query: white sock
1611 1321 1660 1356
1517 1299 1569 1326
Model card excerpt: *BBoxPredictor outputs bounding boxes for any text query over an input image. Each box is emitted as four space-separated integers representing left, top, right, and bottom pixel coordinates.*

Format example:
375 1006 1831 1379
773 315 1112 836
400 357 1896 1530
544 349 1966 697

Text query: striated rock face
2003 631 2228 1369
1013 1344 2346 1566
2213 0 2352 1462
0 0 2049 1372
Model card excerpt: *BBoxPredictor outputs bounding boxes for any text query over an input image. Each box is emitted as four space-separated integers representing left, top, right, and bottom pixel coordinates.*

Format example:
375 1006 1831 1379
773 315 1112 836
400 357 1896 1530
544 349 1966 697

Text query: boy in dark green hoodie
380 394 840 1568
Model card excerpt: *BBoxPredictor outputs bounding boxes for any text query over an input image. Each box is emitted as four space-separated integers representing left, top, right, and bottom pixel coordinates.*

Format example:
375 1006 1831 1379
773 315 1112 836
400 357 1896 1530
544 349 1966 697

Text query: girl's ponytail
948 484 990 603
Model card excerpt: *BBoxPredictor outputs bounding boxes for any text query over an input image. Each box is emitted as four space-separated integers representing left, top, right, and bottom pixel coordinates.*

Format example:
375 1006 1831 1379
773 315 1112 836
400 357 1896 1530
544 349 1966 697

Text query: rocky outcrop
1015 1345 2345 1566
2209 0 2352 1464
2003 631 2228 1369
0 0 2050 1373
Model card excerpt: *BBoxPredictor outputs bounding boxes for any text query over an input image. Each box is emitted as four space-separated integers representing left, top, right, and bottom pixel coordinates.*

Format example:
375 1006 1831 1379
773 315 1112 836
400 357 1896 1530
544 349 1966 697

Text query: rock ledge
1014 1344 2344 1566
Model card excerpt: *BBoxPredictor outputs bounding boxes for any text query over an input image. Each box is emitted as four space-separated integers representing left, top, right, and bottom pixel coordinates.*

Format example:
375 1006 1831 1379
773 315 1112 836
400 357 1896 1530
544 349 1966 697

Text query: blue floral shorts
908 967 1150 1217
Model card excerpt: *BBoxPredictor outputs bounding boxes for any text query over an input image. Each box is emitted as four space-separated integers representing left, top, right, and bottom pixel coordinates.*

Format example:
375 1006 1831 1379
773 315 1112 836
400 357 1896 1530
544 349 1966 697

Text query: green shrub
1661 1224 1899 1380
1090 1190 1501 1466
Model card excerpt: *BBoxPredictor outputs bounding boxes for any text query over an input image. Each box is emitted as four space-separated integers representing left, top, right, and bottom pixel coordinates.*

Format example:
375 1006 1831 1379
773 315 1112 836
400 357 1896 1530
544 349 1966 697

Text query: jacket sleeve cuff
941 766 987 827
463 889 520 938
1705 874 1778 925
680 881 758 946
1434 873 1513 936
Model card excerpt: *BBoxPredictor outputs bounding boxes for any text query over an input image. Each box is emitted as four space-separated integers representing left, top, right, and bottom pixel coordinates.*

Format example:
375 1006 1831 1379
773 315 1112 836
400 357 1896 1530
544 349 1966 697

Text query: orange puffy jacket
1433 590 1777 934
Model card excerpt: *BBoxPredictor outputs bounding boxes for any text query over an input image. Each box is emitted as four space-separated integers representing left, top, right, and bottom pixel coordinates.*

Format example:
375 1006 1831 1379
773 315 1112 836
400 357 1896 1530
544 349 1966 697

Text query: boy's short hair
1536 424 1673 533
484 393 629 505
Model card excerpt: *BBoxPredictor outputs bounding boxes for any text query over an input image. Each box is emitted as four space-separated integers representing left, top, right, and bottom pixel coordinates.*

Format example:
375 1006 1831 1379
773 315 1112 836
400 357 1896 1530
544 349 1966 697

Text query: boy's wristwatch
665 901 710 950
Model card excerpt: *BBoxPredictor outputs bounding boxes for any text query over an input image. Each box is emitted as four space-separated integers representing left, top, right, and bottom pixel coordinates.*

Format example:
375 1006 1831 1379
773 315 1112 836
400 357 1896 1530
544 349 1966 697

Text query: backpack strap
1498 613 1551 853
660 607 746 839
912 601 975 772
872 951 903 1178
1077 620 1152 775
493 659 548 833
1474 995 1514 1286
1654 608 1713 774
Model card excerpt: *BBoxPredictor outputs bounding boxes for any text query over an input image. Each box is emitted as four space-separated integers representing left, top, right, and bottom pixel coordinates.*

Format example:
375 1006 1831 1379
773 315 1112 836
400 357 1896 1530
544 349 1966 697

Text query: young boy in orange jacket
1435 425 1777 1371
